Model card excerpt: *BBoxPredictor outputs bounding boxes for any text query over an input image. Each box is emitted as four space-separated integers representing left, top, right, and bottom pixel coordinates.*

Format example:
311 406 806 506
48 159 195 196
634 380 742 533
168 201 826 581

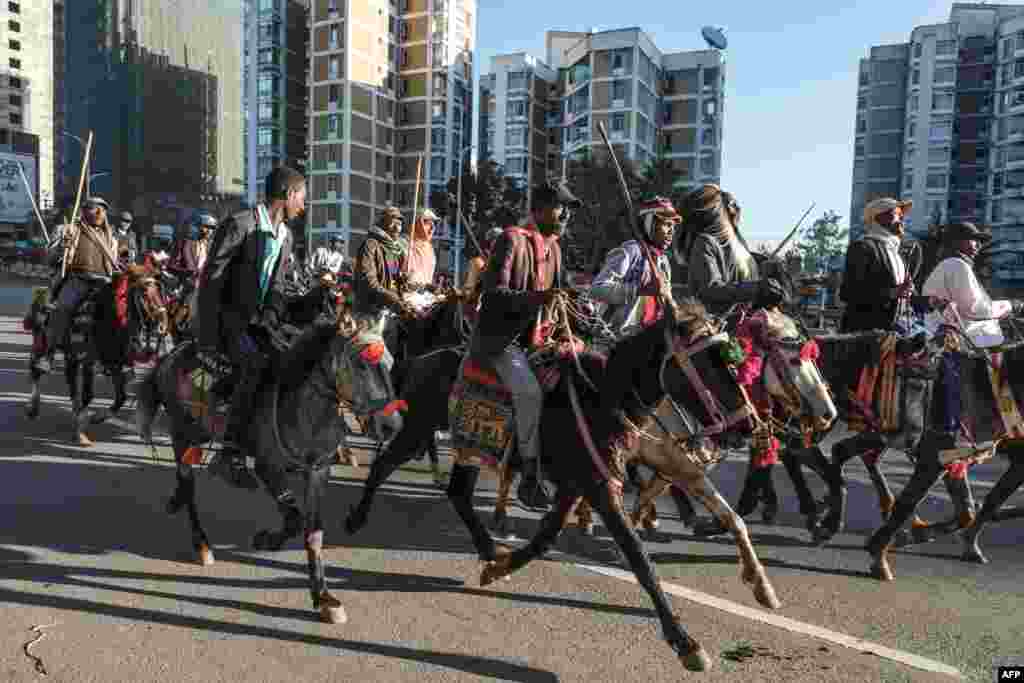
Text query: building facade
1 0 53 218
244 0 309 209
480 29 726 199
63 0 245 225
852 3 1024 291
307 0 476 278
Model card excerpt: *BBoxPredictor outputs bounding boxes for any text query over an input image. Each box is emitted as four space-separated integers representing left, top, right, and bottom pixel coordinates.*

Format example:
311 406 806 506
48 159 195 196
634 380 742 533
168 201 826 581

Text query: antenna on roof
701 26 728 51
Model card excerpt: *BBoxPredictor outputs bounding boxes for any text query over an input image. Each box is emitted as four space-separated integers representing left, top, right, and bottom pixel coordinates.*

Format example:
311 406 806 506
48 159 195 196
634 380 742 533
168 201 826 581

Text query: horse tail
135 361 163 447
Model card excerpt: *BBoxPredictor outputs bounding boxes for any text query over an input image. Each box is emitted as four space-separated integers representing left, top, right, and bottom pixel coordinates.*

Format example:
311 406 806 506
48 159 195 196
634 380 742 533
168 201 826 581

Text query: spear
17 161 49 243
405 154 423 278
62 131 94 281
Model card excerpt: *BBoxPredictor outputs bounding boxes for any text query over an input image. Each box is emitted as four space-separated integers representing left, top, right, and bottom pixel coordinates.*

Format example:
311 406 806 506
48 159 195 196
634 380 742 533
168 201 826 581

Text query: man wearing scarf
840 198 914 333
590 195 678 336
352 206 420 352
406 208 440 288
464 180 581 511
196 166 305 489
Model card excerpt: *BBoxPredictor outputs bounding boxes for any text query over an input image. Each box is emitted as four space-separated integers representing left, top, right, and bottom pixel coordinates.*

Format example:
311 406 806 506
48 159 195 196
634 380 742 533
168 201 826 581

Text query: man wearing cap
590 195 678 337
196 166 305 489
463 180 581 511
116 211 138 265
308 234 345 278
182 213 216 276
840 198 914 333
353 205 420 352
407 208 440 288
34 196 120 374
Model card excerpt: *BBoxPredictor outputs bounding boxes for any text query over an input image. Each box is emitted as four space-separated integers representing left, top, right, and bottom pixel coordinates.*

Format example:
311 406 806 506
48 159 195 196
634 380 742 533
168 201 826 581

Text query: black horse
26 266 169 445
346 298 764 672
135 321 405 623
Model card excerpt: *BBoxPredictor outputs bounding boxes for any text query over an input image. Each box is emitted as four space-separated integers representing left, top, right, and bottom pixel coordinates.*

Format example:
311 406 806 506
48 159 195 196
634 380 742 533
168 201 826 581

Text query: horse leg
631 475 670 537
70 360 95 448
481 489 578 584
681 469 780 609
446 459 500 561
962 446 1024 564
491 460 515 540
346 427 434 535
26 366 42 419
428 434 444 487
574 497 596 536
573 481 713 672
168 443 214 566
251 460 303 552
758 464 779 524
865 431 948 581
670 485 697 527
781 446 826 537
305 465 345 624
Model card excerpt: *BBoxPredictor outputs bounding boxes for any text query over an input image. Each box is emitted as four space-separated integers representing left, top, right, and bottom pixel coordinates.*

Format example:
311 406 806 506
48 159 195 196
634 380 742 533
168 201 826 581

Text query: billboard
0 152 37 224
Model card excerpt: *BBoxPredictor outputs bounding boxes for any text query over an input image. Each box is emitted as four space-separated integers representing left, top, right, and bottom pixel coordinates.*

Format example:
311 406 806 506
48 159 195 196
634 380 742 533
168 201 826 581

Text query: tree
792 210 848 274
430 158 526 258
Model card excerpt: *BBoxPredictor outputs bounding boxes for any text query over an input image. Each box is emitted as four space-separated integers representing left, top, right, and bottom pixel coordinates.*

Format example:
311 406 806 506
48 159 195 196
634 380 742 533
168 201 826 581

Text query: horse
25 265 169 446
346 296 774 672
134 318 406 623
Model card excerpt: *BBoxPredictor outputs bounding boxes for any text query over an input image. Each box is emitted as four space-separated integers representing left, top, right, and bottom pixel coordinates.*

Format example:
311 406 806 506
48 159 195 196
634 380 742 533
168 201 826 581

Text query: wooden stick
406 154 423 276
62 131 94 280
16 161 49 244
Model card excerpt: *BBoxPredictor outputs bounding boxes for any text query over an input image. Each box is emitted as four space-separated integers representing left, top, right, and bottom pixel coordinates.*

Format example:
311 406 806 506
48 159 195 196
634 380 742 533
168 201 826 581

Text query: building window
8 58 20 70
929 120 952 141
934 66 955 84
909 93 918 111
700 152 716 176
611 113 625 132
9 112 21 125
8 76 19 89
258 102 274 120
329 25 339 49
911 69 920 85
8 2 19 14
612 80 626 104
702 127 716 146
908 121 916 139
913 43 922 59
328 56 339 79
9 94 21 107
8 39 19 51
932 91 954 110
257 76 276 96
506 126 526 147
856 116 866 134
993 173 1004 197
936 39 956 56
507 71 527 90
507 100 526 118
926 172 947 189
8 20 18 31
612 51 624 71
904 172 913 190
329 84 340 104
327 175 338 193
858 95 867 110
257 128 273 146
928 146 949 164
855 141 865 157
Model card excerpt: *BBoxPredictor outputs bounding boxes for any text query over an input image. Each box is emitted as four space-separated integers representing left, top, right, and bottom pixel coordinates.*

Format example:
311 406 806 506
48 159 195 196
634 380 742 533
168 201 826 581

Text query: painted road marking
576 562 962 679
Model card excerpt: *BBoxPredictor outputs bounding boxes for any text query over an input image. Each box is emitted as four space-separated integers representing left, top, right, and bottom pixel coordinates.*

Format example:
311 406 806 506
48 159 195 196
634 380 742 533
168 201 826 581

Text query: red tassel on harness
358 342 386 365
114 276 131 328
799 339 820 363
735 337 763 387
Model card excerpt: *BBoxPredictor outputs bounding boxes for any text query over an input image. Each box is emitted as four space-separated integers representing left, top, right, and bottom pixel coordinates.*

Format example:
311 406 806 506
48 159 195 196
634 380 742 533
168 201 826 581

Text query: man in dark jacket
352 205 420 353
840 197 914 332
196 166 305 488
467 180 581 511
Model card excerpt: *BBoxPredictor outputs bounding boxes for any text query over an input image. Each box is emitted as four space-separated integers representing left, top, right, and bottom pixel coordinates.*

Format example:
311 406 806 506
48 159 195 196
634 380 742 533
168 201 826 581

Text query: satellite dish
701 26 728 51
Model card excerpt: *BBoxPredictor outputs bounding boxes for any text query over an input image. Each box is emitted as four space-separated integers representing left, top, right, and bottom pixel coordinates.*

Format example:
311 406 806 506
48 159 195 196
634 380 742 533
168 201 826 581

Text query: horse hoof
197 544 215 566
26 399 40 420
754 579 782 609
166 496 185 515
252 530 272 551
869 552 894 582
76 432 95 448
961 541 988 564
318 593 348 624
681 640 713 672
345 505 368 535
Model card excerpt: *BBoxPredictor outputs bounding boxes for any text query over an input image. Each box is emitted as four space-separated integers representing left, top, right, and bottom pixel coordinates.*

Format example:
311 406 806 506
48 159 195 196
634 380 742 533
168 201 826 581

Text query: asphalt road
0 276 1021 683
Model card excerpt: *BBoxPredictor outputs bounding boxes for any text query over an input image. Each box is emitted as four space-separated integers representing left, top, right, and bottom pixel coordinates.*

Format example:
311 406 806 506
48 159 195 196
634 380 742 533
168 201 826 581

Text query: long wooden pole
17 161 49 244
406 154 423 277
62 131 94 280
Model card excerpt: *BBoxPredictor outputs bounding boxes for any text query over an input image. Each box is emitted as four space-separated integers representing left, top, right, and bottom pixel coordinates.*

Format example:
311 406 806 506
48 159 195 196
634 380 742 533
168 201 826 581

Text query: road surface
0 277 1020 682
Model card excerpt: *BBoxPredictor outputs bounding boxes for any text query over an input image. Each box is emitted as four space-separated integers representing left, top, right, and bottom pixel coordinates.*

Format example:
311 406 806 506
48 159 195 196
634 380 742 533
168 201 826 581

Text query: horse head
738 308 837 433
331 316 405 442
123 264 169 336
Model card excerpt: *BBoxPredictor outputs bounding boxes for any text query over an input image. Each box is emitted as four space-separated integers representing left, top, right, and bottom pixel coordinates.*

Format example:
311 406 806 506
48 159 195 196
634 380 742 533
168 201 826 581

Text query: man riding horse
32 196 120 375
469 179 582 511
196 166 306 490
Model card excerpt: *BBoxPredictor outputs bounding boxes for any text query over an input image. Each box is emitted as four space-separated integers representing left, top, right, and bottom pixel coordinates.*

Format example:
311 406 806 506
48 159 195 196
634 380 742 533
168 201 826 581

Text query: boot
208 364 262 491
516 457 551 511
759 466 779 524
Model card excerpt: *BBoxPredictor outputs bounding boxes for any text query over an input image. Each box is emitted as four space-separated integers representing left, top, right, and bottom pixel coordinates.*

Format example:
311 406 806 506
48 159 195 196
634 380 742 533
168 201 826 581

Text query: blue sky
475 0 953 243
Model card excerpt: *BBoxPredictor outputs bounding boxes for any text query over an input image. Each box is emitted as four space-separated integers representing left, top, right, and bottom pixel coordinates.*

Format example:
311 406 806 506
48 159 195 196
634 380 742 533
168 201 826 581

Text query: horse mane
278 322 340 395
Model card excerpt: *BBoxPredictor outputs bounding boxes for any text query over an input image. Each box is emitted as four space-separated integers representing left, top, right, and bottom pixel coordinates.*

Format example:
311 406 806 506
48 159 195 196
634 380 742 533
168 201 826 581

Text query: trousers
472 342 543 463
45 276 103 350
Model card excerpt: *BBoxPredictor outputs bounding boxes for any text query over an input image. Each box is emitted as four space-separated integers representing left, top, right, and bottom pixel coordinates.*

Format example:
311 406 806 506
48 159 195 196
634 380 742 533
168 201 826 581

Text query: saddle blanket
175 355 232 448
448 358 515 460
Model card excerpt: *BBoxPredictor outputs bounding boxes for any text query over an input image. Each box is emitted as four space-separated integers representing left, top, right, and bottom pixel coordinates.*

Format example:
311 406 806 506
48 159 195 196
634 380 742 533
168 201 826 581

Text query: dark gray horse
135 322 404 623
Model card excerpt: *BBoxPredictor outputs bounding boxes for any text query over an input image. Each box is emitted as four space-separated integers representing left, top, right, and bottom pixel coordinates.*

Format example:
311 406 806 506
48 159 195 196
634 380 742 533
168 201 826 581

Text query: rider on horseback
590 195 679 337
196 166 306 490
406 209 440 290
307 234 345 278
470 180 582 511
33 196 120 374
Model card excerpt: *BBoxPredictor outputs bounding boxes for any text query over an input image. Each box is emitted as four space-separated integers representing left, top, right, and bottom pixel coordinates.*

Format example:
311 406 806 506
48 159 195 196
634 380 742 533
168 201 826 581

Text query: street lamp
454 144 475 285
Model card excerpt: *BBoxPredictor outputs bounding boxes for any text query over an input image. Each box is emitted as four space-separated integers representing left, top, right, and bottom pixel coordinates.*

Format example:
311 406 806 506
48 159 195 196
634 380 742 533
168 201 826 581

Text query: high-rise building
307 0 476 278
0 0 53 223
52 0 65 210
244 0 310 207
853 2 1024 291
480 29 726 199
64 1 245 228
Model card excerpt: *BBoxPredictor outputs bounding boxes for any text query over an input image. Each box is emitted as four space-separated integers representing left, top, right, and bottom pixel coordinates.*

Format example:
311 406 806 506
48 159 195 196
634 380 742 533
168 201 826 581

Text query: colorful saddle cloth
448 358 516 461
173 347 235 451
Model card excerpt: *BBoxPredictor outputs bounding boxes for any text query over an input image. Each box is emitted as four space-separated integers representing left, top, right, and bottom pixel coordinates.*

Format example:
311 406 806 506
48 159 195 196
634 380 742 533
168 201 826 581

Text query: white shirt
309 246 344 274
922 256 1012 348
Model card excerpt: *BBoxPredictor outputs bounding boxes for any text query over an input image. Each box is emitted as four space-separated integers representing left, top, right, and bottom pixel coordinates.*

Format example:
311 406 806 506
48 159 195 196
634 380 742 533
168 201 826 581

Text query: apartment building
307 0 476 278
480 28 725 198
852 3 1024 291
0 0 53 218
52 0 65 208
245 0 310 214
64 0 245 221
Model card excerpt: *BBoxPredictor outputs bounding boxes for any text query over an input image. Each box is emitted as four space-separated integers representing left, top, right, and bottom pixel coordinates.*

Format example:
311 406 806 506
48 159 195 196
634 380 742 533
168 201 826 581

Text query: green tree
793 210 848 274
430 158 527 257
